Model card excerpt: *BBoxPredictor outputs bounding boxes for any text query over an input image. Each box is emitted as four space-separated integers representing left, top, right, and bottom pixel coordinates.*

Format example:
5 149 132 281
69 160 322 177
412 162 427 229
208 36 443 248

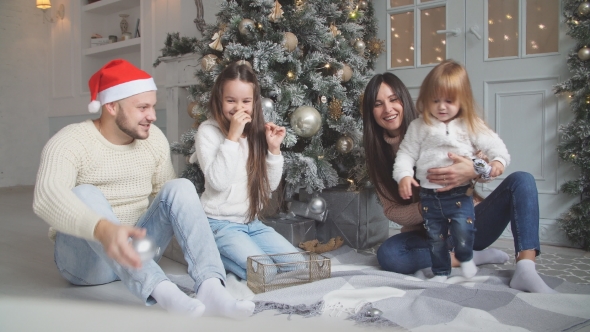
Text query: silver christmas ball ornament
366 308 383 317
336 136 354 153
238 19 256 38
308 196 327 214
354 40 366 54
578 46 590 61
290 106 322 138
261 97 275 114
577 2 590 16
131 236 160 263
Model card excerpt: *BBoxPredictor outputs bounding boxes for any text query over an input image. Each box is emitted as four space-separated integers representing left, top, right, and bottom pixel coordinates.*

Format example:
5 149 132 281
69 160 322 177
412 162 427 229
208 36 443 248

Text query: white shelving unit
80 0 142 93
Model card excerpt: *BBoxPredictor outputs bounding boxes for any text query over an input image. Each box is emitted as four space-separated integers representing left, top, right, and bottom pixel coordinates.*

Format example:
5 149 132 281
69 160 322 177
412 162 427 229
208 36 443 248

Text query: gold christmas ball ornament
336 135 354 153
578 46 590 61
286 70 296 80
201 54 218 71
338 64 353 82
238 18 256 38
577 2 590 16
290 106 322 138
283 32 298 52
187 101 199 119
354 40 366 54
358 0 368 10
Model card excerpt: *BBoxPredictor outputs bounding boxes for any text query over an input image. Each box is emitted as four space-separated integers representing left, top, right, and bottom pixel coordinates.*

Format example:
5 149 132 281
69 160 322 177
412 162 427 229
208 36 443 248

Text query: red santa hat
87 59 157 113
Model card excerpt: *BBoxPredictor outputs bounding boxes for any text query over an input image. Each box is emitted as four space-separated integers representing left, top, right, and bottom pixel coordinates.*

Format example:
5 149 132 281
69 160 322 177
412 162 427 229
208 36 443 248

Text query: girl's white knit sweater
191 119 283 224
33 120 175 241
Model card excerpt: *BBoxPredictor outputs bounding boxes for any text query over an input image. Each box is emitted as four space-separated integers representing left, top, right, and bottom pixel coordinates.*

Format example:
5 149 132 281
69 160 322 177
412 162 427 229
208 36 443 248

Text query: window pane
390 11 414 68
390 0 413 8
526 0 558 54
421 6 445 65
488 0 519 58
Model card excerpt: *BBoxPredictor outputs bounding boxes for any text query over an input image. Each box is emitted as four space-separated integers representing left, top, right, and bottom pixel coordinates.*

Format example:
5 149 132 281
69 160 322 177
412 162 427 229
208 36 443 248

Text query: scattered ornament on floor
283 32 298 52
328 99 343 120
201 54 218 71
208 31 223 51
329 23 341 37
578 46 590 61
336 135 354 153
367 37 385 56
291 106 322 138
366 307 383 317
337 64 353 82
308 196 327 214
238 18 256 38
268 0 283 22
131 236 160 263
299 236 344 254
577 2 590 16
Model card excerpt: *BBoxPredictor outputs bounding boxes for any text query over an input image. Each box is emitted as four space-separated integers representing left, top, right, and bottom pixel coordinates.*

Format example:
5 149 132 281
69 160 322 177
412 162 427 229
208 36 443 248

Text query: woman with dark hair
363 71 556 293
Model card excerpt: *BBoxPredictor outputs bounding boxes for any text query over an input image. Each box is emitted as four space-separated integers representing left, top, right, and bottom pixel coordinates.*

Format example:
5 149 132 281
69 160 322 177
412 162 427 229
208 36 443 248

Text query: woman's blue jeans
54 179 226 305
208 219 299 280
420 185 475 276
377 171 540 274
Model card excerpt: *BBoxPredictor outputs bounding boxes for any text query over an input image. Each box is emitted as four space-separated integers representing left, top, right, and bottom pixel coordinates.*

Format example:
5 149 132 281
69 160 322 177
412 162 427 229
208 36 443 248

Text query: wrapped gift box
312 185 389 249
261 215 316 246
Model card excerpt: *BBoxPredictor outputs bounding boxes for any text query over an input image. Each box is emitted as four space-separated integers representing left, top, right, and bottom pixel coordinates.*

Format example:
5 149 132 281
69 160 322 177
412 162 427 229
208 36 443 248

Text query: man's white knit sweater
393 116 510 189
190 119 283 224
33 120 176 241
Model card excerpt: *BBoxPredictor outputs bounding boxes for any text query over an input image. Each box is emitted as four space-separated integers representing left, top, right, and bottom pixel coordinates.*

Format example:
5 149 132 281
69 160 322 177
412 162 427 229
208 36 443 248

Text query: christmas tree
158 0 383 197
554 0 590 250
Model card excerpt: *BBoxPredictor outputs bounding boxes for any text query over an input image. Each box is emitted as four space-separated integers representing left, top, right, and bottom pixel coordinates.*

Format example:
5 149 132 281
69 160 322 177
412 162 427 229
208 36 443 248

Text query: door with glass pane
465 0 575 245
385 0 465 96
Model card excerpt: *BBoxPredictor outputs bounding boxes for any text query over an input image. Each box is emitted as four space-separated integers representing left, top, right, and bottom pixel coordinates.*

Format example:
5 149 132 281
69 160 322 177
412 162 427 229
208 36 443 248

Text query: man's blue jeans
420 185 475 276
377 172 541 274
208 219 299 280
54 179 226 305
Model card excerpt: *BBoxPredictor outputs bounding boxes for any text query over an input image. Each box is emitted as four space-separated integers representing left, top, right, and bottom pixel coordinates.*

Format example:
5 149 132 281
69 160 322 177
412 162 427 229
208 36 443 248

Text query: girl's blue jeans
54 179 227 305
208 218 300 280
420 185 475 276
377 171 540 274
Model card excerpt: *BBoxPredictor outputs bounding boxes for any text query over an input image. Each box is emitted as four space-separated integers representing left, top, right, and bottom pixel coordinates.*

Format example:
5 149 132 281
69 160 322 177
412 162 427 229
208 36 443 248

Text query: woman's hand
398 176 419 200
426 152 477 192
265 122 286 155
227 109 252 142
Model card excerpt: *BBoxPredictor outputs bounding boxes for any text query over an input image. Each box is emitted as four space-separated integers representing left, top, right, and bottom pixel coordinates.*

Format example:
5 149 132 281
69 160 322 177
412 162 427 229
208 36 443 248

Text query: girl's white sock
196 278 255 320
430 275 448 283
509 259 558 293
151 280 205 317
472 248 510 265
460 259 477 278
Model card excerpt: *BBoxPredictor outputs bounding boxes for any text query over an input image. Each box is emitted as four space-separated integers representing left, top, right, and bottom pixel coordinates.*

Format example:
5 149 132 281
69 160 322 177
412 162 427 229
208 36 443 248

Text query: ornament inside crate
246 251 331 294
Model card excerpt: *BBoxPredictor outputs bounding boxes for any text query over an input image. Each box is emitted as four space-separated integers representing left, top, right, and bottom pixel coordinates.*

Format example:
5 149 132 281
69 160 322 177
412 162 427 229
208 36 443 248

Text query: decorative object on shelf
201 54 218 71
328 99 343 120
194 0 206 35
261 97 275 115
209 31 224 51
121 32 132 41
268 0 284 22
282 32 298 52
238 18 256 38
337 64 353 82
120 14 130 37
577 2 590 16
336 135 354 153
90 35 110 48
134 19 140 38
353 39 366 54
108 35 118 43
290 106 322 138
367 37 385 56
36 0 65 24
308 196 327 214
578 46 590 61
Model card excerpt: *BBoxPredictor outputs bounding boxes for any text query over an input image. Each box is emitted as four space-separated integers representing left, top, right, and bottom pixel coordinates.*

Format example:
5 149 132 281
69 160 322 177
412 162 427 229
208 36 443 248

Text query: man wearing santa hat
33 59 254 319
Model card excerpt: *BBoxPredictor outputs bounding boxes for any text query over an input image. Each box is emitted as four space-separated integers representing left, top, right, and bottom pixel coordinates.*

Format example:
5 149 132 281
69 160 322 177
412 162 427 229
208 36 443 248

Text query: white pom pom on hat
87 59 157 113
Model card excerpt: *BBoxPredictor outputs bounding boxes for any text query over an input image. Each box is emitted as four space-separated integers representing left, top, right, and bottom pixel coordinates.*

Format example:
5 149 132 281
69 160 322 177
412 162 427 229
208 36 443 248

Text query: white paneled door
382 0 576 246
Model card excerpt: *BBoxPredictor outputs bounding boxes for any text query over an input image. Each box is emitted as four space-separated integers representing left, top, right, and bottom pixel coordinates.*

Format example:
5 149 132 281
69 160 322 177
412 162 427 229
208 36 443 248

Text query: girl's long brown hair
209 62 270 222
362 72 420 204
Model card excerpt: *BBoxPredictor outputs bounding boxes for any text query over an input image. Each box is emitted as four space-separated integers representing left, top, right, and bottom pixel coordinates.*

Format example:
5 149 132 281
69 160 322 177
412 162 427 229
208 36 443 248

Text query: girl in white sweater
191 62 298 280
393 60 510 282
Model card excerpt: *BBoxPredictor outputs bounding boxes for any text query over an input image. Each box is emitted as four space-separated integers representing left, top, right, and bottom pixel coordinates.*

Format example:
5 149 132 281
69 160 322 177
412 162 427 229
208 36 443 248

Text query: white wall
0 1 51 187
